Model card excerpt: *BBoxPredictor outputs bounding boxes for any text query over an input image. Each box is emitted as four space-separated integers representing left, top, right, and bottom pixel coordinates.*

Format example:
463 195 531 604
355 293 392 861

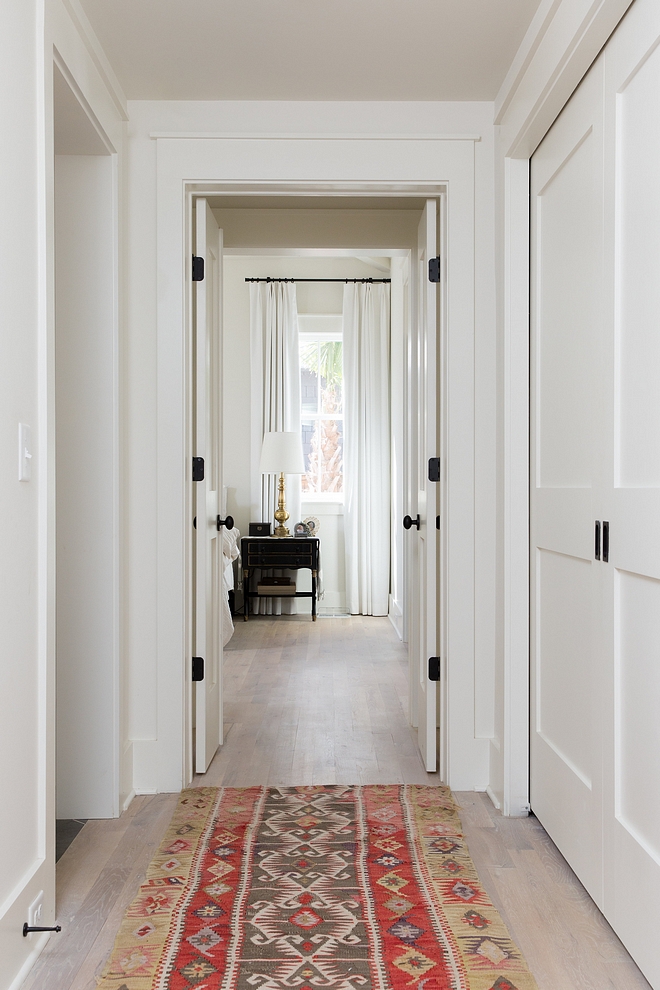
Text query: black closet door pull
595 521 601 560
602 520 609 562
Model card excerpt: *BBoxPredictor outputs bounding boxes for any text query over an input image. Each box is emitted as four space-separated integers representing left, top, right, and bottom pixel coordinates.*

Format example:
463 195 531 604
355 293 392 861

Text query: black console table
241 536 320 621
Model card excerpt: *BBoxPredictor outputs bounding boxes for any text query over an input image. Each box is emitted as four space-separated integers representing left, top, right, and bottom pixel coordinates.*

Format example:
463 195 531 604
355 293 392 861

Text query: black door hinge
192 255 205 281
192 657 204 681
192 457 204 482
428 257 441 283
428 657 441 681
428 457 440 482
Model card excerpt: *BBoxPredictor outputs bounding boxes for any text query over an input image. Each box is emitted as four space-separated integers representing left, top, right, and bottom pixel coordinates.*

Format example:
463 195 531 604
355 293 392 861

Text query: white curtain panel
343 283 391 616
249 282 301 614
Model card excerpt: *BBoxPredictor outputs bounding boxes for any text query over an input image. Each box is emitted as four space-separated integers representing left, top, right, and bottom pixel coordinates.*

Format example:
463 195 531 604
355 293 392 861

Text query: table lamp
260 431 305 538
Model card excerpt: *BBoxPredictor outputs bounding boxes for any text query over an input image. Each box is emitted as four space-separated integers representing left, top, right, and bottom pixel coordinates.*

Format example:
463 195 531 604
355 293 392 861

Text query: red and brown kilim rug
96 785 538 990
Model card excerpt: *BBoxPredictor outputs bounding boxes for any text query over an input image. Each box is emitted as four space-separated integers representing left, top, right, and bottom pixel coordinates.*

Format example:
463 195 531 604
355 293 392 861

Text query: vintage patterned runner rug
97 785 538 990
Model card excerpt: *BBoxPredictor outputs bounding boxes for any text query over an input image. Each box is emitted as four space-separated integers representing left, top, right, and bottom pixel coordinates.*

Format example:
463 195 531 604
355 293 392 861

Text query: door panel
615 39 660 489
604 3 660 980
536 131 599 490
415 201 439 773
194 200 224 773
530 60 605 903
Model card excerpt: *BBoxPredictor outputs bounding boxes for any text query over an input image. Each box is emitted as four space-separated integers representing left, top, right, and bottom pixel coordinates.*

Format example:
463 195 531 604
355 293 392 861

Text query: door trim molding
152 139 485 792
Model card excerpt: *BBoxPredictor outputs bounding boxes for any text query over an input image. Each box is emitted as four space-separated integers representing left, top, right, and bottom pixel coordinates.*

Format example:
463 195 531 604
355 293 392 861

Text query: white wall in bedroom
222 253 394 614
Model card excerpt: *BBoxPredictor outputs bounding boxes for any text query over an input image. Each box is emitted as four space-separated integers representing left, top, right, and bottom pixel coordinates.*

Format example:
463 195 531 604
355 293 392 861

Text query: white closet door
532 3 660 983
530 60 606 904
194 200 224 773
602 2 660 982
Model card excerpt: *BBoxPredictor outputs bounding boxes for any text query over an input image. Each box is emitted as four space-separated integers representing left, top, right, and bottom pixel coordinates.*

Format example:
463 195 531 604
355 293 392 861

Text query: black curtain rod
245 277 391 283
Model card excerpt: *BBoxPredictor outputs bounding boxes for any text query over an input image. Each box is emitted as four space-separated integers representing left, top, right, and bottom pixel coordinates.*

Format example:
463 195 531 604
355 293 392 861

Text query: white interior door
530 60 605 903
415 200 439 772
194 199 224 773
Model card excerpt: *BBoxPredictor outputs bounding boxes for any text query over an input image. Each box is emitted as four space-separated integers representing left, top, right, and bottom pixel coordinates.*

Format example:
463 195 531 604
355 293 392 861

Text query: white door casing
415 200 440 773
153 142 481 794
194 200 224 773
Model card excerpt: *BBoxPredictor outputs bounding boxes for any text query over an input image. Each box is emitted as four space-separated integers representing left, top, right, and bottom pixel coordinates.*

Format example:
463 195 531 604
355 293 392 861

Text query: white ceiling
79 0 541 102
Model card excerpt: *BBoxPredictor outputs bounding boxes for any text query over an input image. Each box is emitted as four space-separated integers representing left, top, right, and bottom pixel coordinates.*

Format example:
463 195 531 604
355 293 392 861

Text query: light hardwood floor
23 615 650 990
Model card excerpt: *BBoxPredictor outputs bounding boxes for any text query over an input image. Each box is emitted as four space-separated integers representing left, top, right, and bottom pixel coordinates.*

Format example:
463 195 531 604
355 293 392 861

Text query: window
299 321 343 497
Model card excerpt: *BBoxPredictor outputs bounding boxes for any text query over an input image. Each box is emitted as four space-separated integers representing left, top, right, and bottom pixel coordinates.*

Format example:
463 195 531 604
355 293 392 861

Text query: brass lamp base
273 471 290 538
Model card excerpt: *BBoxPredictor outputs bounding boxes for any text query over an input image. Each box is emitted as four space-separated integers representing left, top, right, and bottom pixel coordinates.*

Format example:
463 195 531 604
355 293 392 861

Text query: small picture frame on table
293 521 311 538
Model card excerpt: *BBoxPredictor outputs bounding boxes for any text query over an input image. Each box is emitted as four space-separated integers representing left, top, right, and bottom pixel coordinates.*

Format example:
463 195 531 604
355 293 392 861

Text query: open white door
193 199 224 773
415 201 440 772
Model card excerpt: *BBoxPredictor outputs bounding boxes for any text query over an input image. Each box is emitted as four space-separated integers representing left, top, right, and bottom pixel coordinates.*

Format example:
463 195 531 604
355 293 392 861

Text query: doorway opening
53 59 120 859
187 192 446 786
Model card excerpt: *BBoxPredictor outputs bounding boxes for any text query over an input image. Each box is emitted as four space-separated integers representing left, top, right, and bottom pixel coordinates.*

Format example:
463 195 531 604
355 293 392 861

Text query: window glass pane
320 341 343 414
301 419 319 493
300 341 319 415
319 419 343 493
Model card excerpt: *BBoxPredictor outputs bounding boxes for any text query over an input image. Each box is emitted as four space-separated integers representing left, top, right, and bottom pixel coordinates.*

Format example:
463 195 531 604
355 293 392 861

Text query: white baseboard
121 788 136 812
8 934 49 990
388 595 403 639
132 739 161 794
486 785 501 811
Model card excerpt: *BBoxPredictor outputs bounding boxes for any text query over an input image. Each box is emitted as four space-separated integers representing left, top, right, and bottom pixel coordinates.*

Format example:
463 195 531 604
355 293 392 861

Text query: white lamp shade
260 431 305 475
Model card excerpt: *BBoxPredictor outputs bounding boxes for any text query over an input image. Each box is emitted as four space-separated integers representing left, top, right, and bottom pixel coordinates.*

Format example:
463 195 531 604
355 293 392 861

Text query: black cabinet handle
217 515 234 531
602 520 609 562
403 514 420 531
595 521 601 560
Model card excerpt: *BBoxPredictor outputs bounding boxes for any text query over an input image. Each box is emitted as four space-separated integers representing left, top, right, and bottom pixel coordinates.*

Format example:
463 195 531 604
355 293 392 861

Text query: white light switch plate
19 423 32 481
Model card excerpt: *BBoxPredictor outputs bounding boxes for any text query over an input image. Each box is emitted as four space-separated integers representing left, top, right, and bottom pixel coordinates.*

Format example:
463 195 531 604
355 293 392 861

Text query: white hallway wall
124 100 497 792
0 0 127 985
0 1 48 978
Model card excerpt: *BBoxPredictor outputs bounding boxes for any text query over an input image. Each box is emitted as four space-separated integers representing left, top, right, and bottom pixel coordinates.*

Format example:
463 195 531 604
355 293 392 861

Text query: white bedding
222 526 240 646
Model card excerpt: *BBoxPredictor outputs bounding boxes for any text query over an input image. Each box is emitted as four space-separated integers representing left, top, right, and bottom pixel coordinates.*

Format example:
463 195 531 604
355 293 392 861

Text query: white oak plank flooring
199 615 435 788
23 616 651 990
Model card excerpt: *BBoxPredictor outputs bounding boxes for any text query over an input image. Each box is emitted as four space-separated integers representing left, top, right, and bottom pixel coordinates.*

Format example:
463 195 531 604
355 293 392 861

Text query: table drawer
250 541 312 554
248 554 312 567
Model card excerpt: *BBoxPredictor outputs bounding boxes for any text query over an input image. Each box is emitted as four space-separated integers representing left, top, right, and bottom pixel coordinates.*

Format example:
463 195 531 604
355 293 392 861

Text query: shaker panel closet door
602 1 660 983
532 2 660 983
530 59 606 905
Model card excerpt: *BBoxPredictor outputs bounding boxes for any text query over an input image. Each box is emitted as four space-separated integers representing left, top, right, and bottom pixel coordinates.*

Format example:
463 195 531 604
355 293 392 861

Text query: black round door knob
403 514 421 530
217 515 235 531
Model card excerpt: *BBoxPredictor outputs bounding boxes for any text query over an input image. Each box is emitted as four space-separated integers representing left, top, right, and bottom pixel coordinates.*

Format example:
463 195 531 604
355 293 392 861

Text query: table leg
243 569 249 620
312 568 317 621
